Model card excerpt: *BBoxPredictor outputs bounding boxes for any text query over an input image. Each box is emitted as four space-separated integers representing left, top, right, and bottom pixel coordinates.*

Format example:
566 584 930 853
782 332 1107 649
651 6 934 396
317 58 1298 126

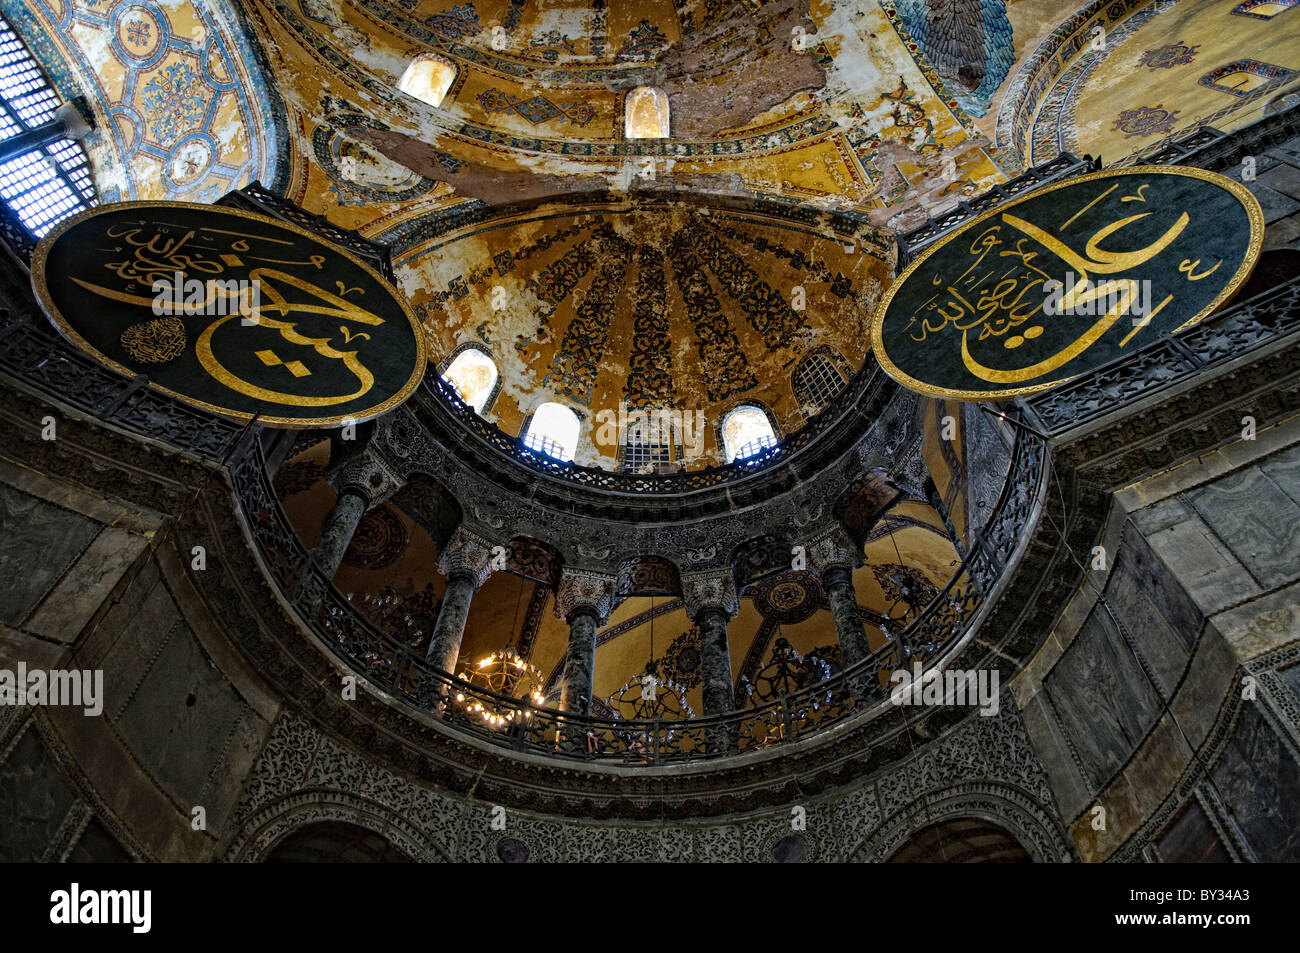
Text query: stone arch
265 819 416 862
886 816 1031 863
505 535 564 589
833 469 904 548
225 790 448 862
613 553 684 605
851 782 1073 863
389 472 462 550
730 533 796 590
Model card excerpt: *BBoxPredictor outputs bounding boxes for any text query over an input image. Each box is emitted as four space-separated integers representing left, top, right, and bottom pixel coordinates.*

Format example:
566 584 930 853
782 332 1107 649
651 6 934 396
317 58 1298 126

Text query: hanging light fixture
453 573 546 728
605 593 695 721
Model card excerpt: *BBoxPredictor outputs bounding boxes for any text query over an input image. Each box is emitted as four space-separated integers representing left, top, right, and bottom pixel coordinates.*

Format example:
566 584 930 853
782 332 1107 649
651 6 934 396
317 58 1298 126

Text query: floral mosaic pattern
1111 104 1181 138
1138 41 1199 69
141 62 210 146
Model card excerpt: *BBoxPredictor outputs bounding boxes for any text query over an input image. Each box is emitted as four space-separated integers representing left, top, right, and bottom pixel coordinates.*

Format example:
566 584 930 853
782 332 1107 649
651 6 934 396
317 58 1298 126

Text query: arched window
625 86 669 139
523 402 580 462
0 18 96 236
722 405 777 462
440 347 498 413
398 56 456 109
793 351 847 416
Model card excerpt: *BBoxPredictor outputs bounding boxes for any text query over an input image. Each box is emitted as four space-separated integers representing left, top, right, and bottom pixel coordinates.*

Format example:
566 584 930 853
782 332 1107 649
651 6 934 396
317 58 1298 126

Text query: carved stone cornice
681 570 739 620
436 525 496 590
553 568 616 624
804 525 861 576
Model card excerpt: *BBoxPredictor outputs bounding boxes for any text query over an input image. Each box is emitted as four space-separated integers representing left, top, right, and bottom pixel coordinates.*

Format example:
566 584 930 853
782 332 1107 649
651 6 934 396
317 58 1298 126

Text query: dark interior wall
1016 426 1300 862
0 463 279 861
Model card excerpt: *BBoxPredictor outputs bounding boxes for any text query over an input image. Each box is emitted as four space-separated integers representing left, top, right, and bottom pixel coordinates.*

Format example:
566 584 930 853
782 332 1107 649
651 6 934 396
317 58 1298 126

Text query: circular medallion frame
31 201 428 428
870 165 1264 401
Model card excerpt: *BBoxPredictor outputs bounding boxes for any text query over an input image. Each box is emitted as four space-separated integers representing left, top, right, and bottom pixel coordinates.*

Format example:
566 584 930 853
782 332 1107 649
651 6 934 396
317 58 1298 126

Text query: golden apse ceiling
400 201 894 468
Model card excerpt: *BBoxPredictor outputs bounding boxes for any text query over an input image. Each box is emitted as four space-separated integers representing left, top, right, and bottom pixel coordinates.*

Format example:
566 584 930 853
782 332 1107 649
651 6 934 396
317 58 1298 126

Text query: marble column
309 450 399 581
682 570 740 753
808 527 874 705
553 570 616 716
696 605 734 717
312 488 369 580
425 527 496 674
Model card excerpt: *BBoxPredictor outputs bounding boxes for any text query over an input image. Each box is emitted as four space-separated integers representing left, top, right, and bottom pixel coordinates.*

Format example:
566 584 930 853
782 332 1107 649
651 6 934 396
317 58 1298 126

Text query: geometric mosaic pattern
2 0 286 203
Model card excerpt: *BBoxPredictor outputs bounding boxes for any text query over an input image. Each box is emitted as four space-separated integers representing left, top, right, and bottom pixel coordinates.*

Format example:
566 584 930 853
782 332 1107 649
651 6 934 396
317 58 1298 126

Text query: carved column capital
805 525 861 576
681 569 739 620
332 449 403 506
436 526 497 591
553 568 617 624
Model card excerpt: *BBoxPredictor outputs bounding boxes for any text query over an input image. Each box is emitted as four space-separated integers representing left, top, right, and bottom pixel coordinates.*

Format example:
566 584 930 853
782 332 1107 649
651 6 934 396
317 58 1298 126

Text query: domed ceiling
223 0 1029 241
400 200 894 468
996 0 1300 166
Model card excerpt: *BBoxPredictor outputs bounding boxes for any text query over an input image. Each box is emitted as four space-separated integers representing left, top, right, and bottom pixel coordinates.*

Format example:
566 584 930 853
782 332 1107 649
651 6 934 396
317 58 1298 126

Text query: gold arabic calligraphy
70 219 385 407
905 181 1218 385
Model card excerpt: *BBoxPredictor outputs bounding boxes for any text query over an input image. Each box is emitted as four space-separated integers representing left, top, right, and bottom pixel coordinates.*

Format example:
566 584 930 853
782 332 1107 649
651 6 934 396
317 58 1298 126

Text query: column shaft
823 565 874 705
823 566 873 670
698 607 734 716
425 571 477 673
559 607 599 716
311 488 368 580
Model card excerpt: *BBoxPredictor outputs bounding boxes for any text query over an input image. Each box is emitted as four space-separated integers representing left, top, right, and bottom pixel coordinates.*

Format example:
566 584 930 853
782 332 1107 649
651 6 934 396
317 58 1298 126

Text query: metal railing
226 419 1045 765
418 364 888 496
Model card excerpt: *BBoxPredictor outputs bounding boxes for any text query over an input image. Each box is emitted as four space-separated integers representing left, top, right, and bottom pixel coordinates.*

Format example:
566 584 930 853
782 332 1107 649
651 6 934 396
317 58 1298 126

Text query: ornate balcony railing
225 418 1045 765
1022 274 1300 436
417 361 889 498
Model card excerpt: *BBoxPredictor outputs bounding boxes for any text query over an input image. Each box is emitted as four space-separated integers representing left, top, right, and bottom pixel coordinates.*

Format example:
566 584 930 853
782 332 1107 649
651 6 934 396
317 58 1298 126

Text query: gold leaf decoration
120 316 186 364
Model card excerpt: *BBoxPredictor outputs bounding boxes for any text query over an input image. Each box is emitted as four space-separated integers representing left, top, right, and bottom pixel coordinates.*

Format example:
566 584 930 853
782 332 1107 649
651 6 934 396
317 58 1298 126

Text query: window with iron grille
732 434 778 461
0 18 96 237
619 429 673 471
792 352 846 415
722 404 779 463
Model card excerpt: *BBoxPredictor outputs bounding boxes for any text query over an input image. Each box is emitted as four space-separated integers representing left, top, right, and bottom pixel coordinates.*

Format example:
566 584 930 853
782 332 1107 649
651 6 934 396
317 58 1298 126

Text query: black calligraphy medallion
872 167 1264 401
31 202 427 427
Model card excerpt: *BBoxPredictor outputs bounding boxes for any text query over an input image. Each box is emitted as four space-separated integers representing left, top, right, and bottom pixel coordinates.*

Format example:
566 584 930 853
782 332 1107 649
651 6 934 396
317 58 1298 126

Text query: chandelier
344 586 422 647
453 643 547 728
605 593 695 722
606 660 695 721
741 636 836 746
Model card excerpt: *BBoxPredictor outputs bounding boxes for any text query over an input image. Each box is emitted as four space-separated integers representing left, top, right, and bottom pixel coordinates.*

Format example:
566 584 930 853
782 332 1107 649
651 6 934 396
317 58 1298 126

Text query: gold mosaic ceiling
401 202 894 468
